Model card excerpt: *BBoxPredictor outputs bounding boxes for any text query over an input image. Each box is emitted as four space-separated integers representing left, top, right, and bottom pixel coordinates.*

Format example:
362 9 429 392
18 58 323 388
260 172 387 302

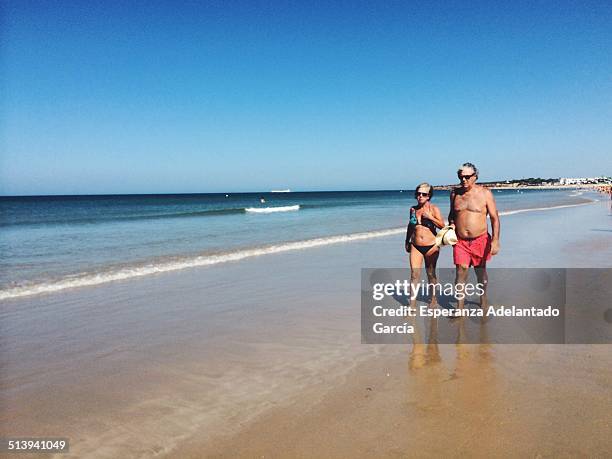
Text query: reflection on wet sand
409 309 492 372
409 312 499 429
405 312 507 456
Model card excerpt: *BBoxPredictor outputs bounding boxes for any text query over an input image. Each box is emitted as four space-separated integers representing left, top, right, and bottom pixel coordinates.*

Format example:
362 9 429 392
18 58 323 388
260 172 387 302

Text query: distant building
559 176 611 185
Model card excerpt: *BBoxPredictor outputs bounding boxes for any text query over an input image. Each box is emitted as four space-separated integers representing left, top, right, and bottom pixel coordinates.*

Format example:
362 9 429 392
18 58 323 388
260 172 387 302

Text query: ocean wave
0 227 403 300
245 205 300 213
2 202 368 228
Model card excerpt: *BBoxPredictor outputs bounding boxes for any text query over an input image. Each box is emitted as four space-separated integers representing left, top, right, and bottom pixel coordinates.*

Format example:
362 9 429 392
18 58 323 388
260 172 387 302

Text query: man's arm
448 189 456 227
485 189 500 255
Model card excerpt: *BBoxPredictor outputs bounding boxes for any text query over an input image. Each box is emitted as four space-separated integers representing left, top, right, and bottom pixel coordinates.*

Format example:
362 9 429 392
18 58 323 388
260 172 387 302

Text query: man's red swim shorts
453 232 492 267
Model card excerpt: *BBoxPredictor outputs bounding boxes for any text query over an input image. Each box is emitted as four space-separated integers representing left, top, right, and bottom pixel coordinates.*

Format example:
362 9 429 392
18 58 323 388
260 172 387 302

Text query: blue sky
2 1 611 195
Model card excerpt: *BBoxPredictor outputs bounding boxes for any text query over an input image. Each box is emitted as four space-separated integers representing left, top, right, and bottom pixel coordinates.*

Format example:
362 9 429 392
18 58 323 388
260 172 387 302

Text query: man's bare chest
454 194 486 213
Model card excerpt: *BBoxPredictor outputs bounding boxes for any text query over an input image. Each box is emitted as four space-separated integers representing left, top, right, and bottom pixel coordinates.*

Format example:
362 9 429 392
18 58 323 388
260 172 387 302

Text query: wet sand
1 199 611 458
176 344 611 458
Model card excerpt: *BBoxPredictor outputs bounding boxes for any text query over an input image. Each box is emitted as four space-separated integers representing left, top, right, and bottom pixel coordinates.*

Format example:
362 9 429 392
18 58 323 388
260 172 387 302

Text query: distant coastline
434 176 611 191
434 184 608 190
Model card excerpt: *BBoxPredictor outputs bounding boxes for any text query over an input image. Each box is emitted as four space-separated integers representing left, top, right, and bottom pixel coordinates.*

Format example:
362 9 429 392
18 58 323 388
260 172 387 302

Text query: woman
405 183 445 305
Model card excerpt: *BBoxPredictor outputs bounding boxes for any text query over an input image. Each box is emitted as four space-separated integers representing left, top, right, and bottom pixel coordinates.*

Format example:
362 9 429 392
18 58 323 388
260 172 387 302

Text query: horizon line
2 175 610 198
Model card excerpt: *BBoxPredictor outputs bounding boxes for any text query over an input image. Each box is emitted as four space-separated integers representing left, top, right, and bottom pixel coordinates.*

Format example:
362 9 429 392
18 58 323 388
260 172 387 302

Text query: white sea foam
0 199 594 301
0 227 403 300
245 205 300 213
498 201 590 216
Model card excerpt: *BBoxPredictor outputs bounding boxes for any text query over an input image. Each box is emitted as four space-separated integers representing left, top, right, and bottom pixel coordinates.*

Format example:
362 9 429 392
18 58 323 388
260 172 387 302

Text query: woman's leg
408 245 426 370
424 248 440 305
409 245 424 308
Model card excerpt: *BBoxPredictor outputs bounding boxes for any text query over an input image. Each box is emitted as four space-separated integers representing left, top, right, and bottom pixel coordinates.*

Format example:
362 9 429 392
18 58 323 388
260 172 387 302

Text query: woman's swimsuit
411 207 436 234
409 206 437 256
414 243 436 255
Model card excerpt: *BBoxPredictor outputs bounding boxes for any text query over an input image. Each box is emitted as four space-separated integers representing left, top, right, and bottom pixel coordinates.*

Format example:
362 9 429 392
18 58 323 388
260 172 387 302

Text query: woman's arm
405 223 414 252
430 205 446 229
422 204 445 229
405 207 415 252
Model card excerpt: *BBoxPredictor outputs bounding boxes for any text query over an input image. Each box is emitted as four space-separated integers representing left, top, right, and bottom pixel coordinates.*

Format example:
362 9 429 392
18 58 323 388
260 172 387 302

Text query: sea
0 189 595 300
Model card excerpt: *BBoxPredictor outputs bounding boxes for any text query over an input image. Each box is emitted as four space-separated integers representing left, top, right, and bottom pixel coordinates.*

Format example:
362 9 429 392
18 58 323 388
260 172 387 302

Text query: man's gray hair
458 162 478 176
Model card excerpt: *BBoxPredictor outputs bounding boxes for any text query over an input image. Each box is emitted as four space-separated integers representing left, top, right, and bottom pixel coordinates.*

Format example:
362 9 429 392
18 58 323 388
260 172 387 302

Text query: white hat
435 226 458 247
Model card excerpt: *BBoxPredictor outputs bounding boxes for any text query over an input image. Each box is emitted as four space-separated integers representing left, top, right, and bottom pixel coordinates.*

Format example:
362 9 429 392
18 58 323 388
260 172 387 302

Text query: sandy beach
1 198 611 458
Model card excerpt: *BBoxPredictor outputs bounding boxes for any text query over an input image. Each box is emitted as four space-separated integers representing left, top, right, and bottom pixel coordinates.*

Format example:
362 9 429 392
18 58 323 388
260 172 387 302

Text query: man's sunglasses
458 173 475 181
416 192 430 197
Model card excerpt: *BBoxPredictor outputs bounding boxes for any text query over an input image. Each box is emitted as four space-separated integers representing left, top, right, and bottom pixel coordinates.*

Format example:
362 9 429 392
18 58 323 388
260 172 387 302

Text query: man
448 162 500 311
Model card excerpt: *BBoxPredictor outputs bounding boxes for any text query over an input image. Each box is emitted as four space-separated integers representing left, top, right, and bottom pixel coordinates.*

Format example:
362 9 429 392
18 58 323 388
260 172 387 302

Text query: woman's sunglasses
416 192 430 197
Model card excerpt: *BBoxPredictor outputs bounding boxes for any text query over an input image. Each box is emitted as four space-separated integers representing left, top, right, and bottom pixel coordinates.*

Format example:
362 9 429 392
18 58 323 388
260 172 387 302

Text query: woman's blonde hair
414 182 433 198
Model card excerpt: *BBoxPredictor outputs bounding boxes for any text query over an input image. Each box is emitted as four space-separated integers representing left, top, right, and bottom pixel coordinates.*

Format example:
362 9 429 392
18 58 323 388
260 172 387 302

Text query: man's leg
474 264 488 309
454 264 469 311
452 239 471 313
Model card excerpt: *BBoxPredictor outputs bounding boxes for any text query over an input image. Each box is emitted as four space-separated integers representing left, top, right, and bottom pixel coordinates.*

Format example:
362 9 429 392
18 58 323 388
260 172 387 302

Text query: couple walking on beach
405 162 501 309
